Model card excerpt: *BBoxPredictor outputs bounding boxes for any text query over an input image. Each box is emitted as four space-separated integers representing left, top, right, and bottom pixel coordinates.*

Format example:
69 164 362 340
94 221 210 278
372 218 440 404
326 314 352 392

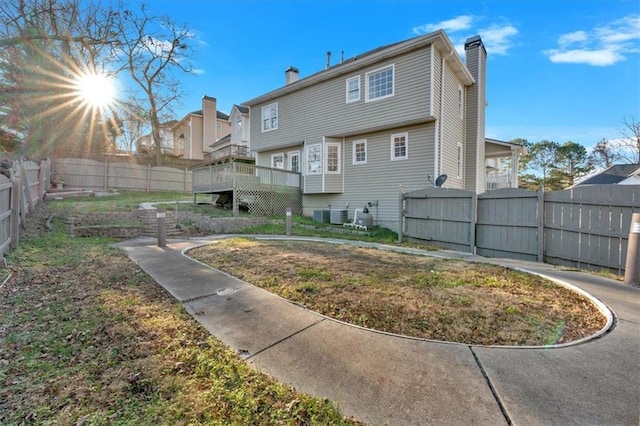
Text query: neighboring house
138 120 177 155
573 164 640 186
242 30 501 230
485 138 526 190
172 96 231 160
202 104 253 165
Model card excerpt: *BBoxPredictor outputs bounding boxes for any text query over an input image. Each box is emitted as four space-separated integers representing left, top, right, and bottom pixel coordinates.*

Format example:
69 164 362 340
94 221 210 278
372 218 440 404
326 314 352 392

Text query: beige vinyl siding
249 45 434 153
440 61 466 189
303 123 436 231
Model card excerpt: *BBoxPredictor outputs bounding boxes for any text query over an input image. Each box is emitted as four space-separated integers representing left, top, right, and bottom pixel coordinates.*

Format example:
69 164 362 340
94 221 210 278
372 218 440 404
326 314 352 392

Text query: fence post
20 162 34 212
469 192 477 254
104 158 108 191
398 185 403 243
624 213 640 286
10 176 21 249
537 186 544 262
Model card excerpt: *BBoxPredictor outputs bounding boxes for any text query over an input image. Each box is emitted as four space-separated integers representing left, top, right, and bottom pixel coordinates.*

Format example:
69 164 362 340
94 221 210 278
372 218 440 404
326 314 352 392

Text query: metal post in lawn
285 207 292 236
157 210 166 247
624 212 640 286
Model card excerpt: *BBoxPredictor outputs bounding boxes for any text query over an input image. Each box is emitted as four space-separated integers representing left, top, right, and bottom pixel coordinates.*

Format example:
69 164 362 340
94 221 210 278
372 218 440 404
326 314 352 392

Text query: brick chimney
285 66 299 85
464 35 487 194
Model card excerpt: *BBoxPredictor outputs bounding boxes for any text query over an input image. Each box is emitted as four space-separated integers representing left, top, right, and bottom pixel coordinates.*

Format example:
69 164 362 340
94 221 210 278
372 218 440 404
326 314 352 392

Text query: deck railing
192 162 302 215
203 145 254 163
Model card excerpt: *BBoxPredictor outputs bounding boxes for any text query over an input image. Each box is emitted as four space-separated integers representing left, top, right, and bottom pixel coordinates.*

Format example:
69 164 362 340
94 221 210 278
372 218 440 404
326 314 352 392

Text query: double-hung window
346 76 360 103
353 140 367 165
366 64 394 102
458 86 464 119
326 143 341 174
307 144 322 175
262 102 278 132
391 133 408 160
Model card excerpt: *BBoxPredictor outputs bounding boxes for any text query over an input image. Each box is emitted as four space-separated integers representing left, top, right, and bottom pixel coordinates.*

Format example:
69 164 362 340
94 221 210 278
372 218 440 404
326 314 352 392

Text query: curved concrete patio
114 236 640 425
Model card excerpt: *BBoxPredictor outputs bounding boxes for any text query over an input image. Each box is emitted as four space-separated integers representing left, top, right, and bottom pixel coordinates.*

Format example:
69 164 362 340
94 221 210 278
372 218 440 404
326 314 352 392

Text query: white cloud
558 30 588 47
412 15 473 35
478 25 519 55
192 68 206 75
545 14 640 66
413 15 518 56
545 48 622 66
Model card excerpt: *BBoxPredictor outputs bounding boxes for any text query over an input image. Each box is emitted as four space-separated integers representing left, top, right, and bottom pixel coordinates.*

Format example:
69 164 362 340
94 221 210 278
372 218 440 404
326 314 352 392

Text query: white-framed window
262 102 278 132
458 86 464 119
326 143 341 174
288 151 300 173
216 122 222 133
366 64 394 102
306 144 322 175
236 116 242 132
390 132 408 161
271 152 284 169
346 76 360 103
457 144 463 178
353 139 367 165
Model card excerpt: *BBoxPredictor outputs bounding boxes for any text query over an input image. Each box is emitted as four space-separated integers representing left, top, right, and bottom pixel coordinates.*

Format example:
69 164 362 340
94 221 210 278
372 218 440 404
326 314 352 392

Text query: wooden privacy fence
400 185 640 274
0 159 51 256
54 158 192 193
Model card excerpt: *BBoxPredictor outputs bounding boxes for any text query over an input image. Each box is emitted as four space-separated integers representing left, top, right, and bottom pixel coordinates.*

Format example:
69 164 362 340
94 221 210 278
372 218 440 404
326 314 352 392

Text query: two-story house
242 30 490 230
172 96 231 161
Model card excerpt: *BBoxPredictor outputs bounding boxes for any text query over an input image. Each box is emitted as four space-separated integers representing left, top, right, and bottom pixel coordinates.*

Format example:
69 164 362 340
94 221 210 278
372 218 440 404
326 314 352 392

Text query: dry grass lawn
189 238 607 346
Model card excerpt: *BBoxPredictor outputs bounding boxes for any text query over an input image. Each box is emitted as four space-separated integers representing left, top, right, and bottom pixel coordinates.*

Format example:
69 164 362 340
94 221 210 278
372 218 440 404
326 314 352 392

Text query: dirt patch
189 238 607 346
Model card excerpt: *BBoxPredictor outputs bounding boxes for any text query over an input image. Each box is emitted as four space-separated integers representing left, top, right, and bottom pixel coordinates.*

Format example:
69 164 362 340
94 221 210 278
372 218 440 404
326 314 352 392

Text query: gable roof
232 105 249 114
576 164 640 185
243 29 473 107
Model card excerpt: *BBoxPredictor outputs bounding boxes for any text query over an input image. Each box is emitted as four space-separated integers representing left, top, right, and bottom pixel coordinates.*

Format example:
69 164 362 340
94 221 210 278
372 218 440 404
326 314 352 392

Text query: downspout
342 137 345 193
189 118 193 160
436 49 453 179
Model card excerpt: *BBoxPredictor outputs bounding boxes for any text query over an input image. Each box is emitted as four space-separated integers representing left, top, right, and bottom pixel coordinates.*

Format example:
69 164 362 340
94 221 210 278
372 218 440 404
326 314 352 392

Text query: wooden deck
192 162 302 216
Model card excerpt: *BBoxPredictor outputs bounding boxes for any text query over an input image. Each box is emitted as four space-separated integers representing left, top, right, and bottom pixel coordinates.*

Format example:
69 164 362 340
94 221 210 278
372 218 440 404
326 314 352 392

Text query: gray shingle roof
578 164 640 185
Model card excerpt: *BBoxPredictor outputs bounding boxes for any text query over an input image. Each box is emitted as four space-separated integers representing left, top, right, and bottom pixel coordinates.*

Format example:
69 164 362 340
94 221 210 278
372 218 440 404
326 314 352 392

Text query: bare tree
588 117 640 168
0 0 120 158
114 5 195 165
618 117 640 164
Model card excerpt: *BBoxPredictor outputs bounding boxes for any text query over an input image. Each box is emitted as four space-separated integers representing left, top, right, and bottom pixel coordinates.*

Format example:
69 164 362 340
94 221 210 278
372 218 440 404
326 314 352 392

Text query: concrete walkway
114 236 640 425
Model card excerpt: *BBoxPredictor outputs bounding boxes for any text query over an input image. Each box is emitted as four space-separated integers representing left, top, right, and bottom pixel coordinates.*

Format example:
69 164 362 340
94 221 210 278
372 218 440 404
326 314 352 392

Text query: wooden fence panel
54 158 191 193
402 188 475 252
476 188 541 262
56 158 106 189
544 185 640 273
0 175 12 255
149 166 191 192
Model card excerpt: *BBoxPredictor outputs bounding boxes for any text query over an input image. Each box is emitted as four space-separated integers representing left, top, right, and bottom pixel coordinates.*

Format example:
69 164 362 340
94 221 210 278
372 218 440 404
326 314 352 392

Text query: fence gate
401 188 476 253
476 188 543 262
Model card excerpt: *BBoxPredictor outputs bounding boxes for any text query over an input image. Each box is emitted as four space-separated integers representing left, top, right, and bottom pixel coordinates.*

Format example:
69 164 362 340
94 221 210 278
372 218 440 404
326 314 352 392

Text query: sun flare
74 72 115 108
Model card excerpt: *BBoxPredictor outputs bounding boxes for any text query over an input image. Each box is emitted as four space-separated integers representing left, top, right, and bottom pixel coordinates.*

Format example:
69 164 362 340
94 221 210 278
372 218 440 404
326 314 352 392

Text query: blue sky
147 0 639 149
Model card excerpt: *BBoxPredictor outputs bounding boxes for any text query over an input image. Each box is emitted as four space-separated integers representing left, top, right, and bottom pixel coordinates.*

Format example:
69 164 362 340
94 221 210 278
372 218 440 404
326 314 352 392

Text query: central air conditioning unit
330 209 348 225
313 209 330 223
